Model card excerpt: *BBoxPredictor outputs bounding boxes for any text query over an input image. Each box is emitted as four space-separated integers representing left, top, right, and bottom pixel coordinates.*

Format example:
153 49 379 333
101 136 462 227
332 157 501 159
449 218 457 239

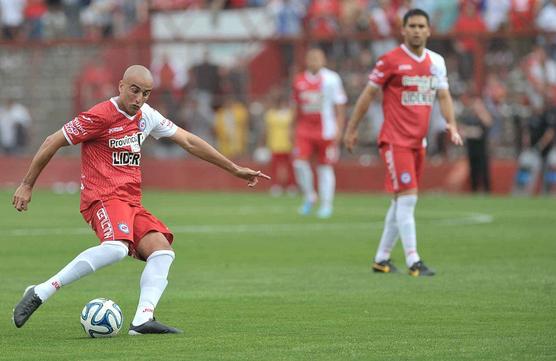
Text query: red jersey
62 98 177 212
369 44 449 149
292 68 347 141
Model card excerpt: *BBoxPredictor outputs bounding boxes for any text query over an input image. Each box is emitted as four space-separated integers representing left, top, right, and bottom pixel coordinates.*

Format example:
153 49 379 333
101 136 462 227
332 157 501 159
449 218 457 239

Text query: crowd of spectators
0 0 149 41
5 1 556 42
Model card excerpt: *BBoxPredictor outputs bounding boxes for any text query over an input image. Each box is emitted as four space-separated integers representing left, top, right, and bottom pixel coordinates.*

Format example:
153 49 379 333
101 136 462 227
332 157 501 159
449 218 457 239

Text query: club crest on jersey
138 119 146 131
109 132 144 153
400 172 412 184
118 223 130 234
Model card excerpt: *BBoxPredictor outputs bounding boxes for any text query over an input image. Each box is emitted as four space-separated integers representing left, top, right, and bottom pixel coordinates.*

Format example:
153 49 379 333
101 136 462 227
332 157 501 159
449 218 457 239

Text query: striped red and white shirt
62 97 177 212
292 68 347 141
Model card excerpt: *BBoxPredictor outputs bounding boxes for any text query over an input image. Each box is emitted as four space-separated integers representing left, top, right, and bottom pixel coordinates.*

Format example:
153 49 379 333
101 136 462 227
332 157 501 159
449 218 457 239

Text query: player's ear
118 81 124 94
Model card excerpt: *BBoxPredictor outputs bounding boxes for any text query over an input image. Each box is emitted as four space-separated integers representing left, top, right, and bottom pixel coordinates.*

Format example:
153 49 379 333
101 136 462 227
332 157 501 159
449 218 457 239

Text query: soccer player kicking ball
292 48 347 219
344 9 463 276
12 65 270 334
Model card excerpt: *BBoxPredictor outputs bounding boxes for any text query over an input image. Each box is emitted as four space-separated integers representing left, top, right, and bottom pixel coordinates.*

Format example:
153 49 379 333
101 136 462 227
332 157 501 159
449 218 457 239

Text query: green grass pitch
0 190 554 361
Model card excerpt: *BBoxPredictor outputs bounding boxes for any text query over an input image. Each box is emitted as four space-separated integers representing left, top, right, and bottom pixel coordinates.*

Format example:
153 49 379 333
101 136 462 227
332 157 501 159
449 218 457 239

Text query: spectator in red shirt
509 0 540 32
307 0 340 39
453 1 487 79
24 0 47 39
75 57 115 112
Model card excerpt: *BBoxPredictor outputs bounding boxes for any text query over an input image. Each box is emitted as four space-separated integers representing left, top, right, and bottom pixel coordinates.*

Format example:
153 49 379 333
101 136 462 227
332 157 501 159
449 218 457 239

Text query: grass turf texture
0 190 554 361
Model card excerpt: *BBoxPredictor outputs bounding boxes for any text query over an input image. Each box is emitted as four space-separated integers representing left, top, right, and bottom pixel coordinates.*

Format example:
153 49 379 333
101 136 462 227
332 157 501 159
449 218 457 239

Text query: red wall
248 41 284 97
0 156 516 194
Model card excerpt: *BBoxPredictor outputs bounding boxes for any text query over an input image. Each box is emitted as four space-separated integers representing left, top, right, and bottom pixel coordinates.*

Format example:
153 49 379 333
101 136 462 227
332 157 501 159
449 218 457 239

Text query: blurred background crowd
1 0 556 194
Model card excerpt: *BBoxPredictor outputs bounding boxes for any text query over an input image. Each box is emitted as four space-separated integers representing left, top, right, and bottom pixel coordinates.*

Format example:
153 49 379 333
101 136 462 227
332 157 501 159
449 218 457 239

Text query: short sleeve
143 104 178 139
332 73 348 105
368 56 393 88
428 51 449 90
62 112 107 145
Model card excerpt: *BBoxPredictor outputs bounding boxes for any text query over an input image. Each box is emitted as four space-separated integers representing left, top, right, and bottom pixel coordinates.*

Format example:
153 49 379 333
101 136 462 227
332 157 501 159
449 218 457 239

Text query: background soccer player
292 48 347 218
12 65 270 334
344 9 463 276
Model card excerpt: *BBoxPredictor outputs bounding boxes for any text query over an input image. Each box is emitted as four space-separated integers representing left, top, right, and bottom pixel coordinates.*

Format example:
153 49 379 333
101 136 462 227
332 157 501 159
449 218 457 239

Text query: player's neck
403 43 425 57
115 97 135 117
307 68 322 76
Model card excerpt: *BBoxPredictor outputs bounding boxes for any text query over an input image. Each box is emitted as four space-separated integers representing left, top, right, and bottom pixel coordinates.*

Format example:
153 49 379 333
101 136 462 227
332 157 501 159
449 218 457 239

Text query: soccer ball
80 298 123 338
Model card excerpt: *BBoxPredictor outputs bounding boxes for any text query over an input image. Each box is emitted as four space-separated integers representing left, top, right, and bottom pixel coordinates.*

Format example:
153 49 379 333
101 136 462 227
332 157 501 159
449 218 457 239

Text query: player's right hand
12 183 32 212
343 130 358 153
233 167 271 187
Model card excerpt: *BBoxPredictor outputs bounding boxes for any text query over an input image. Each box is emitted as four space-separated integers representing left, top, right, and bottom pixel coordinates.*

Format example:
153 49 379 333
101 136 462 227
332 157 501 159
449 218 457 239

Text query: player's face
306 50 326 74
402 15 430 49
119 80 152 115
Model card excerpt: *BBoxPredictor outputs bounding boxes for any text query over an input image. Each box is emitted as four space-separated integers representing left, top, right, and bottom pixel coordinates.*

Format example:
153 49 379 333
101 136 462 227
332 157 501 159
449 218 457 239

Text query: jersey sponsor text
112 152 141 166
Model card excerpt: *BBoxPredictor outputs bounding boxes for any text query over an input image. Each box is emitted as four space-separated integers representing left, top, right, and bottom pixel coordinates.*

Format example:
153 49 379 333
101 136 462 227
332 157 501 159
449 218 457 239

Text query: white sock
34 241 128 302
375 199 399 262
396 194 420 267
293 159 316 202
317 165 335 209
132 250 175 326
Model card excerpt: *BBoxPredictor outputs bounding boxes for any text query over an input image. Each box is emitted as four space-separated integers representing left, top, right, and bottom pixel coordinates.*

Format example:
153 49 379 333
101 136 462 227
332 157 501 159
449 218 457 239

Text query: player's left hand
343 129 358 153
447 125 463 146
13 183 33 212
233 167 271 187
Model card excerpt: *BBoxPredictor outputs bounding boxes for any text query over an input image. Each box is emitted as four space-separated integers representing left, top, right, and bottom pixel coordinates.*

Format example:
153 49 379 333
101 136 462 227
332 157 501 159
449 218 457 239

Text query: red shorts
81 199 174 259
379 143 425 193
293 134 337 165
270 152 295 186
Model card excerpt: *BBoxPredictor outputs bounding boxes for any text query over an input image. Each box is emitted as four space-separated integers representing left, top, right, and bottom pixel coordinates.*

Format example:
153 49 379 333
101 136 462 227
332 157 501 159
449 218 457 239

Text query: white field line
152 206 480 216
6 213 493 237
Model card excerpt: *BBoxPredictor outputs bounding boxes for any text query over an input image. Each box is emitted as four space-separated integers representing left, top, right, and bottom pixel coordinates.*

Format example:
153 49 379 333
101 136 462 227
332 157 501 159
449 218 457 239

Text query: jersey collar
401 44 427 63
304 69 323 83
110 97 138 120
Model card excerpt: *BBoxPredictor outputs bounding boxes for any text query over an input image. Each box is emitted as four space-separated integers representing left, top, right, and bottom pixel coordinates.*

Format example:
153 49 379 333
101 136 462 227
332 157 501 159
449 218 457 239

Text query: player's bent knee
136 232 173 260
147 249 175 261
101 240 129 260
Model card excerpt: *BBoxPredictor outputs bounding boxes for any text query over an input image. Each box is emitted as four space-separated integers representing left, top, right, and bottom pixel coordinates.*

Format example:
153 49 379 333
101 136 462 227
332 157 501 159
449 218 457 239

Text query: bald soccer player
12 65 270 334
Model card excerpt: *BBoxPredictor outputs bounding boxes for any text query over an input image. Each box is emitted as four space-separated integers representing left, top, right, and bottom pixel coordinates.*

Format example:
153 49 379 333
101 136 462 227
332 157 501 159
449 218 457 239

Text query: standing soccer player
11 65 270 333
292 48 347 218
344 9 463 276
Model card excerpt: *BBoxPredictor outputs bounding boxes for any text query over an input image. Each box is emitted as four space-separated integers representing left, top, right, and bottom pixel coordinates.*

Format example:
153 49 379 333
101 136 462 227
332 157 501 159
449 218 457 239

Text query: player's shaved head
306 48 326 74
122 65 153 87
117 64 154 116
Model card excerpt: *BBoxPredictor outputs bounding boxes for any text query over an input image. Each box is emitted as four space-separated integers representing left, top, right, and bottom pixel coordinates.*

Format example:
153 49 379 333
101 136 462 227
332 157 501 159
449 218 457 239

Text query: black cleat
408 261 435 277
13 285 42 328
372 259 398 273
128 319 183 335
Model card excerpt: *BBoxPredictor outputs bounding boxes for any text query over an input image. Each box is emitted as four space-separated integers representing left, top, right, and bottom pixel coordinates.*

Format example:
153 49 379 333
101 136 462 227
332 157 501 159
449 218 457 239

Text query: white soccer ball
80 298 123 338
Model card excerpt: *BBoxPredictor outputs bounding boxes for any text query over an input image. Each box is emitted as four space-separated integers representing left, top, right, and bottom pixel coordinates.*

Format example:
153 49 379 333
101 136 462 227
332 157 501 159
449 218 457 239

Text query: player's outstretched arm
437 89 463 146
343 84 379 153
169 127 270 187
13 130 70 211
